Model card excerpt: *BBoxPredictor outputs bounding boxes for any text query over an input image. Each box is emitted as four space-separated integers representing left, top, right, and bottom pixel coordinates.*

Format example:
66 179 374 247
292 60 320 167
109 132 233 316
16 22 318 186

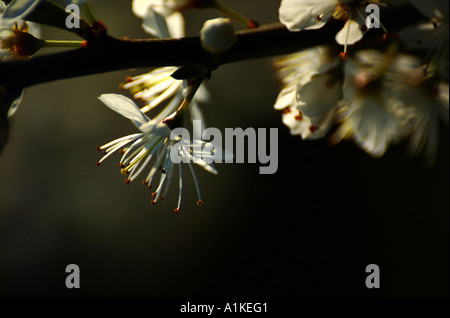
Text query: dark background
0 0 448 300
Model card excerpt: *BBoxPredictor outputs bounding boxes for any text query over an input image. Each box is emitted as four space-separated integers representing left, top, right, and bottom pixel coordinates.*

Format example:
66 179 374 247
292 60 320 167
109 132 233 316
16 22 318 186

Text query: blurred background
0 0 448 299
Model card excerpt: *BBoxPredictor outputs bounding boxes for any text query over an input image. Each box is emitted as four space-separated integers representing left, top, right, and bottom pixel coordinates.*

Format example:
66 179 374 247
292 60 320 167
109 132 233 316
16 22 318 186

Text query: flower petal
279 0 336 31
0 0 42 27
335 19 363 46
98 94 150 127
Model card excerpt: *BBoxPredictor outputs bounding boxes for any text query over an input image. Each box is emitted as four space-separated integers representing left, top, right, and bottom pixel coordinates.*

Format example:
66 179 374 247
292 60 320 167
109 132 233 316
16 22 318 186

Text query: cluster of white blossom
1 0 448 211
275 0 448 162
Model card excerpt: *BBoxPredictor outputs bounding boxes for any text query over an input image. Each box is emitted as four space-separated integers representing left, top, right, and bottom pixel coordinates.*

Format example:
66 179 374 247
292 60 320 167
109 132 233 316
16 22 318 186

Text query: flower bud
200 17 237 54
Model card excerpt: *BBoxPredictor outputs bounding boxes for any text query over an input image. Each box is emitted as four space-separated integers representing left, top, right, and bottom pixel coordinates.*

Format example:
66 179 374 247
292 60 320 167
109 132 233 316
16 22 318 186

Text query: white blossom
279 0 387 55
97 94 218 212
274 46 342 139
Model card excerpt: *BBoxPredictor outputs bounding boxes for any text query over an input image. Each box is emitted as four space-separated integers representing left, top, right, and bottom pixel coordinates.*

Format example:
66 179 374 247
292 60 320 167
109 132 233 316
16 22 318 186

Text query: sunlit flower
0 0 42 28
398 0 449 81
0 21 41 58
274 46 342 139
333 50 406 157
0 3 41 149
97 94 217 212
125 0 209 123
279 0 388 57
386 54 449 163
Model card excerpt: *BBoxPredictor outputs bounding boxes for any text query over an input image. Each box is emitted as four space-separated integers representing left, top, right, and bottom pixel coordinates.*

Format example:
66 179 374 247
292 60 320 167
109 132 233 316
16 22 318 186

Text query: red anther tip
81 40 88 48
125 179 131 184
151 200 157 205
96 146 101 151
96 162 101 166
247 19 259 29
382 33 389 41
309 125 319 133
119 149 125 154
340 52 349 61
294 114 303 121
197 200 203 206
119 163 124 168
174 208 180 214
126 76 133 82
152 192 157 198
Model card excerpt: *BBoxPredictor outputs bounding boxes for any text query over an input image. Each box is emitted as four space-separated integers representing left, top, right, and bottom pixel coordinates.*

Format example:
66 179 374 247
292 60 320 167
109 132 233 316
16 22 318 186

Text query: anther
197 200 203 206
151 200 157 205
152 192 157 198
125 178 131 184
283 108 291 114
340 52 349 61
295 113 303 121
309 125 319 133
174 208 180 214
96 162 101 167
81 40 88 48
382 33 389 41
247 19 259 29
96 146 101 152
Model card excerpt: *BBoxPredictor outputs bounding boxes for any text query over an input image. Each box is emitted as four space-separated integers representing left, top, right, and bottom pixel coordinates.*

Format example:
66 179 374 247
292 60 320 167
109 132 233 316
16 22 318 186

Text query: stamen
184 148 202 204
176 162 183 212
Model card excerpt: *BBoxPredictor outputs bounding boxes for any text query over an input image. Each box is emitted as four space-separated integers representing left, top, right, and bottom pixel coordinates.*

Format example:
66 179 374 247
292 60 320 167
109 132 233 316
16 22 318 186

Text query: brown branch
0 4 425 90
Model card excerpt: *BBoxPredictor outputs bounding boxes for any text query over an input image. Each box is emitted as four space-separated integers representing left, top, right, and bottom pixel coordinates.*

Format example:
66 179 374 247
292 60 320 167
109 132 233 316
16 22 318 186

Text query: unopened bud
200 17 237 54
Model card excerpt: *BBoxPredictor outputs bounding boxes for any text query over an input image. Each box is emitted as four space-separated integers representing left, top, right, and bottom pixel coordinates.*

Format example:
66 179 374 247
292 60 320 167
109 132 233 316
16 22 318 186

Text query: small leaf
171 65 208 80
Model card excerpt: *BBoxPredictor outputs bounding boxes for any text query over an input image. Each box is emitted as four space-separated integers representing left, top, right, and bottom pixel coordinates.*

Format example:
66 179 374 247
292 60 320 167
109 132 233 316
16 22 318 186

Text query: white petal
345 97 398 157
194 83 210 103
296 73 341 125
274 85 296 110
142 7 170 38
279 0 336 31
7 90 24 118
132 0 157 18
166 12 184 38
98 94 150 127
335 19 363 46
0 0 42 27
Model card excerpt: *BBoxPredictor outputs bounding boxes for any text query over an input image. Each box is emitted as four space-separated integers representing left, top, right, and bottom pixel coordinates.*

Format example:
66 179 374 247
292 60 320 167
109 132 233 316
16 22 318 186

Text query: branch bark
0 4 425 89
